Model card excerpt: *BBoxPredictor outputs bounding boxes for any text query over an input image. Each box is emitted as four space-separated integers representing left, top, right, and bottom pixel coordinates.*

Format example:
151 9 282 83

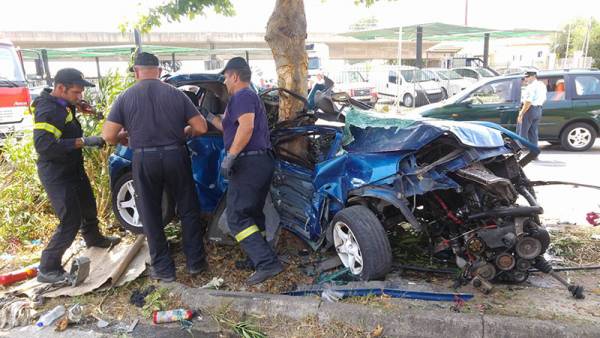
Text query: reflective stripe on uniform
65 108 74 124
235 225 260 242
34 122 62 138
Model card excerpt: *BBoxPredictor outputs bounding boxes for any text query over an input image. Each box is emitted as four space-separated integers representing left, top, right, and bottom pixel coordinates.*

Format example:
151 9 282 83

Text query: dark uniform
222 86 282 280
33 86 111 276
107 75 206 279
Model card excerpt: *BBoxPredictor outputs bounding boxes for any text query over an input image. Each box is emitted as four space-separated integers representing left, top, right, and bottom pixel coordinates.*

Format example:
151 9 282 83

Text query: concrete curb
167 283 600 338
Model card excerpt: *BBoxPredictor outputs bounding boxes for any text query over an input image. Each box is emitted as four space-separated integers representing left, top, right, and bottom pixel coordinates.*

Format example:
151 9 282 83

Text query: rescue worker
200 57 283 286
102 52 209 282
33 68 121 283
517 70 546 149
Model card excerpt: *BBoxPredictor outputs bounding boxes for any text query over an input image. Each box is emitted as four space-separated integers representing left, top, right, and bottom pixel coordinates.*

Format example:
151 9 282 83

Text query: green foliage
211 310 266 338
0 70 134 251
121 0 235 34
553 18 600 68
142 287 169 317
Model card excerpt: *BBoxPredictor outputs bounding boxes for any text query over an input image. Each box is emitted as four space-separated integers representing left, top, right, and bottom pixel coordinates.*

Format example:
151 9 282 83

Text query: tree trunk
265 0 308 121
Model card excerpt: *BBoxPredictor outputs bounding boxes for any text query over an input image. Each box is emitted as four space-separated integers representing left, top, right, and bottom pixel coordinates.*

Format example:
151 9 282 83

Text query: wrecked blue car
109 74 554 288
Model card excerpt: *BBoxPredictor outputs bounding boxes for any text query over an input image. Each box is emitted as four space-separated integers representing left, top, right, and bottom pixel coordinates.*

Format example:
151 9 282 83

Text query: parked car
109 73 561 287
327 70 377 106
423 68 471 98
374 66 444 107
496 66 538 76
452 66 498 84
407 70 600 151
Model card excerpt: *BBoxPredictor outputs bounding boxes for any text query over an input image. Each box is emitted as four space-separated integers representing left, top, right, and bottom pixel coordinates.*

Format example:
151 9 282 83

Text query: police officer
102 52 208 282
201 57 283 286
33 68 121 283
518 70 547 149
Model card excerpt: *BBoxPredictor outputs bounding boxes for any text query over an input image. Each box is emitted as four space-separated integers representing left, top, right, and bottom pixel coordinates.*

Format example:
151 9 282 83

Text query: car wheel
441 87 448 99
560 122 597 151
402 93 414 107
111 172 174 234
331 205 391 280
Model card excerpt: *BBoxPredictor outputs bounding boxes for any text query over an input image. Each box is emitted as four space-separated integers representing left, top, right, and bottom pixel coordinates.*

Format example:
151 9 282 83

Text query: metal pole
41 49 51 86
395 25 403 110
416 26 423 69
171 53 176 71
483 33 490 68
464 0 469 26
95 57 102 80
245 50 250 63
564 23 571 68
134 29 142 54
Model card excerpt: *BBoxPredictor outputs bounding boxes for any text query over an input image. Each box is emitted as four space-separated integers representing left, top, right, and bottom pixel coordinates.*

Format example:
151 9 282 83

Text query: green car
410 70 600 151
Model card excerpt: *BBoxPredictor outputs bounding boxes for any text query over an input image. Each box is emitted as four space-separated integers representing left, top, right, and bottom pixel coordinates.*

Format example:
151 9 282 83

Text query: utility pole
134 29 142 54
583 17 592 61
464 0 469 26
564 23 571 68
395 25 403 110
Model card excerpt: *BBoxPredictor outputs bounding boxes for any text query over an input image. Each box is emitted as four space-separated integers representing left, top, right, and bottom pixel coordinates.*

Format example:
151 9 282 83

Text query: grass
548 226 600 265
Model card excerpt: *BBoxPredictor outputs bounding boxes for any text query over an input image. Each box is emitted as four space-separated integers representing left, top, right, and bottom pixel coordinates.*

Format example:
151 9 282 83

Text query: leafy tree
349 16 378 31
126 0 387 120
553 18 600 68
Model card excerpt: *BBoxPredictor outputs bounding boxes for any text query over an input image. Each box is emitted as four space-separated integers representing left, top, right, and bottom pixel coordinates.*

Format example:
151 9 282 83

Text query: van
373 66 444 107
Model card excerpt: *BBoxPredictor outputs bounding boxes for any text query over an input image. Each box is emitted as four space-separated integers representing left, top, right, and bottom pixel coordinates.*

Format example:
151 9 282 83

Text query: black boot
85 235 121 249
246 263 284 286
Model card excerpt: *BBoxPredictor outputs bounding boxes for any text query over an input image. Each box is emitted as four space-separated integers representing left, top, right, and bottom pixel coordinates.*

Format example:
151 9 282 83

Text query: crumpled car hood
343 108 507 153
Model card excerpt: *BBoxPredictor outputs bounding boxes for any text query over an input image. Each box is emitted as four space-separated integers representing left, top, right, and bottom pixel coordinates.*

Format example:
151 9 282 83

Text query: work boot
37 270 68 284
86 235 121 249
235 257 254 271
246 263 284 286
149 268 176 283
187 259 209 277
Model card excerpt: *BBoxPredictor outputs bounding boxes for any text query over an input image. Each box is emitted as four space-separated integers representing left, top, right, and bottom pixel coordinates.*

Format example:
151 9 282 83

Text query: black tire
330 205 392 280
441 87 448 99
402 93 414 107
560 122 597 152
111 172 174 234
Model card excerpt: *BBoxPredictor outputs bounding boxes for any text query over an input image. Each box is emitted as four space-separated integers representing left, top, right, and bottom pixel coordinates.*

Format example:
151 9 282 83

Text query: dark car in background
410 70 600 151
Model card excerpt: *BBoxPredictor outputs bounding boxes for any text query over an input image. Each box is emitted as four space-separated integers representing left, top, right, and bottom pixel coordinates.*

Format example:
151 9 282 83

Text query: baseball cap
129 52 160 72
220 57 251 75
54 68 95 87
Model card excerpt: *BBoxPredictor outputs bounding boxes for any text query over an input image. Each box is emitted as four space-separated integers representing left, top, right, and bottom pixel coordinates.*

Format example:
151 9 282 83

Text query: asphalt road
524 140 600 225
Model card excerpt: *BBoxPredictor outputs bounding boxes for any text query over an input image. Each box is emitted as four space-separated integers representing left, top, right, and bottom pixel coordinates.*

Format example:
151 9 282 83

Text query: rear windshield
0 46 25 83
437 70 463 80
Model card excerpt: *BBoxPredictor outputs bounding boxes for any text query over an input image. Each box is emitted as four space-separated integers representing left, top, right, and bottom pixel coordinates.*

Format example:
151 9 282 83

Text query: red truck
0 39 31 143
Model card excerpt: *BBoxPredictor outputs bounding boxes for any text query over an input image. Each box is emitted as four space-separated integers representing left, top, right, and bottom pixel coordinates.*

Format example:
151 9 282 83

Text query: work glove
220 153 238 179
200 107 217 123
82 136 105 148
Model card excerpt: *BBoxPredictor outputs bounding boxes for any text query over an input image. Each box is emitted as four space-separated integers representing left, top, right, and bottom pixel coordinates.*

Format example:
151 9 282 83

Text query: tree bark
265 0 308 121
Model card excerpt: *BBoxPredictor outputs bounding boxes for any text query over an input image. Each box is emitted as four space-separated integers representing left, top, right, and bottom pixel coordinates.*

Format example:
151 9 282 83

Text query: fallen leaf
55 315 69 332
370 324 384 337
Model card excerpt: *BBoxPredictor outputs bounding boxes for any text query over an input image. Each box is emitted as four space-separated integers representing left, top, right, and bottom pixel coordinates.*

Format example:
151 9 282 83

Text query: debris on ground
152 308 194 324
129 285 156 308
0 295 32 329
201 277 224 289
320 288 344 302
370 324 384 337
36 304 65 328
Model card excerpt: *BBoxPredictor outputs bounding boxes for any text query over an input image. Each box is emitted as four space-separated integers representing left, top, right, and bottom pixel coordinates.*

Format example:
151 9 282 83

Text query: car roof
163 72 223 86
483 69 600 81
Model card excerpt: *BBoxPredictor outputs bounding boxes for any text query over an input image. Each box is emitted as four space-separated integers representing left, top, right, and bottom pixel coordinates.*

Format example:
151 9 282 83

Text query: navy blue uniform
222 88 279 271
33 89 104 273
108 79 205 278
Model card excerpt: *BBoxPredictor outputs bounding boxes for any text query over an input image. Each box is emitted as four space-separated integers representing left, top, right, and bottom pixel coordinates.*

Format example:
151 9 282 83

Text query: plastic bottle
152 309 194 324
36 305 66 328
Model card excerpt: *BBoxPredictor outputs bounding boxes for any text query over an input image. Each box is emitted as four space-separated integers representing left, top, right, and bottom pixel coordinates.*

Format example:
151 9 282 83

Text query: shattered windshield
342 107 416 146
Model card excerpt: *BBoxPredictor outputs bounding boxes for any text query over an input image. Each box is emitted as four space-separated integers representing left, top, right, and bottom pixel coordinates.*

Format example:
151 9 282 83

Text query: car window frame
569 73 600 100
461 78 519 105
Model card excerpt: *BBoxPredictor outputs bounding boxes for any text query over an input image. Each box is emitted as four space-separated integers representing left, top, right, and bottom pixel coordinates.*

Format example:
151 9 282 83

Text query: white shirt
522 80 547 106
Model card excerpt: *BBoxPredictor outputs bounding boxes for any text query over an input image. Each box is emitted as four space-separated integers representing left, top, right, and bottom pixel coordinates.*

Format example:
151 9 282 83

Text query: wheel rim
567 127 592 149
333 221 364 275
116 180 142 228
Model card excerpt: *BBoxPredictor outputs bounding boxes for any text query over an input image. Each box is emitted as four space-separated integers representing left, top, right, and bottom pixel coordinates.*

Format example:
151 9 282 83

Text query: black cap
220 57 251 75
129 52 160 72
54 68 95 87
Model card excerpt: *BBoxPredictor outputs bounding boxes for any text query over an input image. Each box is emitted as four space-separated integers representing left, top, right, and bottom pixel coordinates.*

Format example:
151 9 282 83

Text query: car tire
331 205 392 280
441 87 448 99
111 172 174 234
402 93 414 107
560 122 597 152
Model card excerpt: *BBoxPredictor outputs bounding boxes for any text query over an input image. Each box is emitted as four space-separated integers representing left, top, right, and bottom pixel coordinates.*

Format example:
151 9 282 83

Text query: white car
374 66 444 107
328 70 378 105
423 68 472 98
